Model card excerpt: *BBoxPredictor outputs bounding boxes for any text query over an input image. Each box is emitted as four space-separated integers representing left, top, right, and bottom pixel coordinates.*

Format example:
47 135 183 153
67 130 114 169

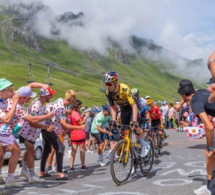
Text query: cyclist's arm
110 106 117 121
145 110 151 125
131 103 138 122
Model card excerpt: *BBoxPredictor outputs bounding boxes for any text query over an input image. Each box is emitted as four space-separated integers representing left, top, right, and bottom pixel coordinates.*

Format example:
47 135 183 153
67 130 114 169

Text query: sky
39 0 215 61
2 0 215 81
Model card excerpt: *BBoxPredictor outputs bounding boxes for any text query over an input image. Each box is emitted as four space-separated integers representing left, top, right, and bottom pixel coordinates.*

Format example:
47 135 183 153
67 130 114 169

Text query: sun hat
17 86 37 98
0 78 13 91
177 79 195 95
40 87 57 96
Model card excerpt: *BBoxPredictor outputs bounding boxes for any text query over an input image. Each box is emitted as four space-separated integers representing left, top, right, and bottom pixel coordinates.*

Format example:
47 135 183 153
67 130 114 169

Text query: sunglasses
105 83 113 87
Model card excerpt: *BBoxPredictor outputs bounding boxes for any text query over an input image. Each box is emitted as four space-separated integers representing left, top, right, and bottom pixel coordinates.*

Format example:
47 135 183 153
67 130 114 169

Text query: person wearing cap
39 90 85 180
0 78 20 185
145 95 151 100
91 104 113 167
18 87 56 183
177 79 215 195
0 81 54 188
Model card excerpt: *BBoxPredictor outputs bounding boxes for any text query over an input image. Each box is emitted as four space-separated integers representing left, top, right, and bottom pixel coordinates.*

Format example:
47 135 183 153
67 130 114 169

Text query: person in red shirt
69 99 88 172
147 99 165 141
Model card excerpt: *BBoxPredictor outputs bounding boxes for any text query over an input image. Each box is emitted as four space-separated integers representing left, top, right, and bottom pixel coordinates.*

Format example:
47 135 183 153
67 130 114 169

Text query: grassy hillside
0 15 187 106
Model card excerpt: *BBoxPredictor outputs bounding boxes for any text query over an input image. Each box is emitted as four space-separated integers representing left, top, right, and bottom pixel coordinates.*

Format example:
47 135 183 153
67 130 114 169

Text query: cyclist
146 98 166 147
103 72 146 157
130 88 149 129
103 71 138 126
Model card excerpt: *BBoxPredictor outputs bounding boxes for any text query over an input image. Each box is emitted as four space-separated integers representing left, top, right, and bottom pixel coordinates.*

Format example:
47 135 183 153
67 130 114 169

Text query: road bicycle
148 125 165 158
110 124 154 185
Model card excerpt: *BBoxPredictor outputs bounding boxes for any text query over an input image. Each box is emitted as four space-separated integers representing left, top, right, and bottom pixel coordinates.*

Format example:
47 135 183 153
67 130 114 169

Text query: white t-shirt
44 98 66 136
0 99 27 134
19 98 45 142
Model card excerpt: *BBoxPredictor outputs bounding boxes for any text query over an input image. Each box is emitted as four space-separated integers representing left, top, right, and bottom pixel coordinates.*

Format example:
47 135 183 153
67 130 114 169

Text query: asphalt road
0 129 208 195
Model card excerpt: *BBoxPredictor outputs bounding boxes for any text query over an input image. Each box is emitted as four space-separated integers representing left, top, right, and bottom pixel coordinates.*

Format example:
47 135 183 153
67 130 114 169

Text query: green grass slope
0 15 186 106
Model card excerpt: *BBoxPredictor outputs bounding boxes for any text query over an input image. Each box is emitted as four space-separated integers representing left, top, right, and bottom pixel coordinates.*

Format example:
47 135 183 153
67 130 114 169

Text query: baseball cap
145 95 151 99
102 104 110 112
40 87 57 97
177 79 195 95
0 78 13 91
17 86 37 98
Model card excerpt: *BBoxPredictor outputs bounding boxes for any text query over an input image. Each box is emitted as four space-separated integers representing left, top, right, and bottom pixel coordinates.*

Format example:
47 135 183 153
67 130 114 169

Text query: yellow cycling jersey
105 83 136 107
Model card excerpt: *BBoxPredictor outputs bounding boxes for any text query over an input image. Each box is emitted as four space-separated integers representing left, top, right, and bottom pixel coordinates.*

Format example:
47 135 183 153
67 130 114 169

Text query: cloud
2 0 215 81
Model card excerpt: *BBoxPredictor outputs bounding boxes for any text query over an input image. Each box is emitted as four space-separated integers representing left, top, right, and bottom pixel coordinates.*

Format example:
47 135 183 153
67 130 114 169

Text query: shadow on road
187 144 205 149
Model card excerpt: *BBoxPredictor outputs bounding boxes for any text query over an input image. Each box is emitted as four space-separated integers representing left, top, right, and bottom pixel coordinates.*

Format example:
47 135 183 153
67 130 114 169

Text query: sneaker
114 155 119 161
80 166 88 172
193 185 211 195
0 176 5 184
97 159 106 167
4 180 23 188
47 169 56 175
68 167 75 173
28 175 46 183
86 150 93 154
19 169 29 179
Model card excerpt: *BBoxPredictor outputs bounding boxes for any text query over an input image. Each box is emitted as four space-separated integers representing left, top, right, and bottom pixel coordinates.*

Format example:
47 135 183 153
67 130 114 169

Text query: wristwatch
207 146 214 152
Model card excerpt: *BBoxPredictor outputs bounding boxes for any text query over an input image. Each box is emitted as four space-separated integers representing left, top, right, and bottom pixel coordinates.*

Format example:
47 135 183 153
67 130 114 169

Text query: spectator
69 99 88 172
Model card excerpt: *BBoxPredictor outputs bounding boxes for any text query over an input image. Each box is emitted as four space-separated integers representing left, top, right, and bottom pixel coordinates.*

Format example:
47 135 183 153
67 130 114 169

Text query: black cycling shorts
120 105 132 125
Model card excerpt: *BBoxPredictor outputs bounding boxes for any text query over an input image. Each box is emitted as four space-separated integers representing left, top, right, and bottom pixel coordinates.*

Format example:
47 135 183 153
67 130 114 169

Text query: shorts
0 133 17 146
86 132 90 140
109 133 120 141
91 132 104 144
151 119 161 127
120 106 132 125
19 135 35 144
103 133 109 140
71 138 86 145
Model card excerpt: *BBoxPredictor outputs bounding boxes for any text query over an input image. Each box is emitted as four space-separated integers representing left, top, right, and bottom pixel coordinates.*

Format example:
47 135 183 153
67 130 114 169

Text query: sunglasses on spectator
105 83 113 87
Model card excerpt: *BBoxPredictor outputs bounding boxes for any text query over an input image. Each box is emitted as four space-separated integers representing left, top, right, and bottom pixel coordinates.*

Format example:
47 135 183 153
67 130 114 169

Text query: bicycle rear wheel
110 139 133 185
140 138 154 176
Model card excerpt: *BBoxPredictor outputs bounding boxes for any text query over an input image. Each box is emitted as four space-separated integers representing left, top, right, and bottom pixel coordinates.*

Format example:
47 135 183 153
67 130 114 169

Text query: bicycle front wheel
140 138 154 176
110 139 133 185
153 135 159 159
